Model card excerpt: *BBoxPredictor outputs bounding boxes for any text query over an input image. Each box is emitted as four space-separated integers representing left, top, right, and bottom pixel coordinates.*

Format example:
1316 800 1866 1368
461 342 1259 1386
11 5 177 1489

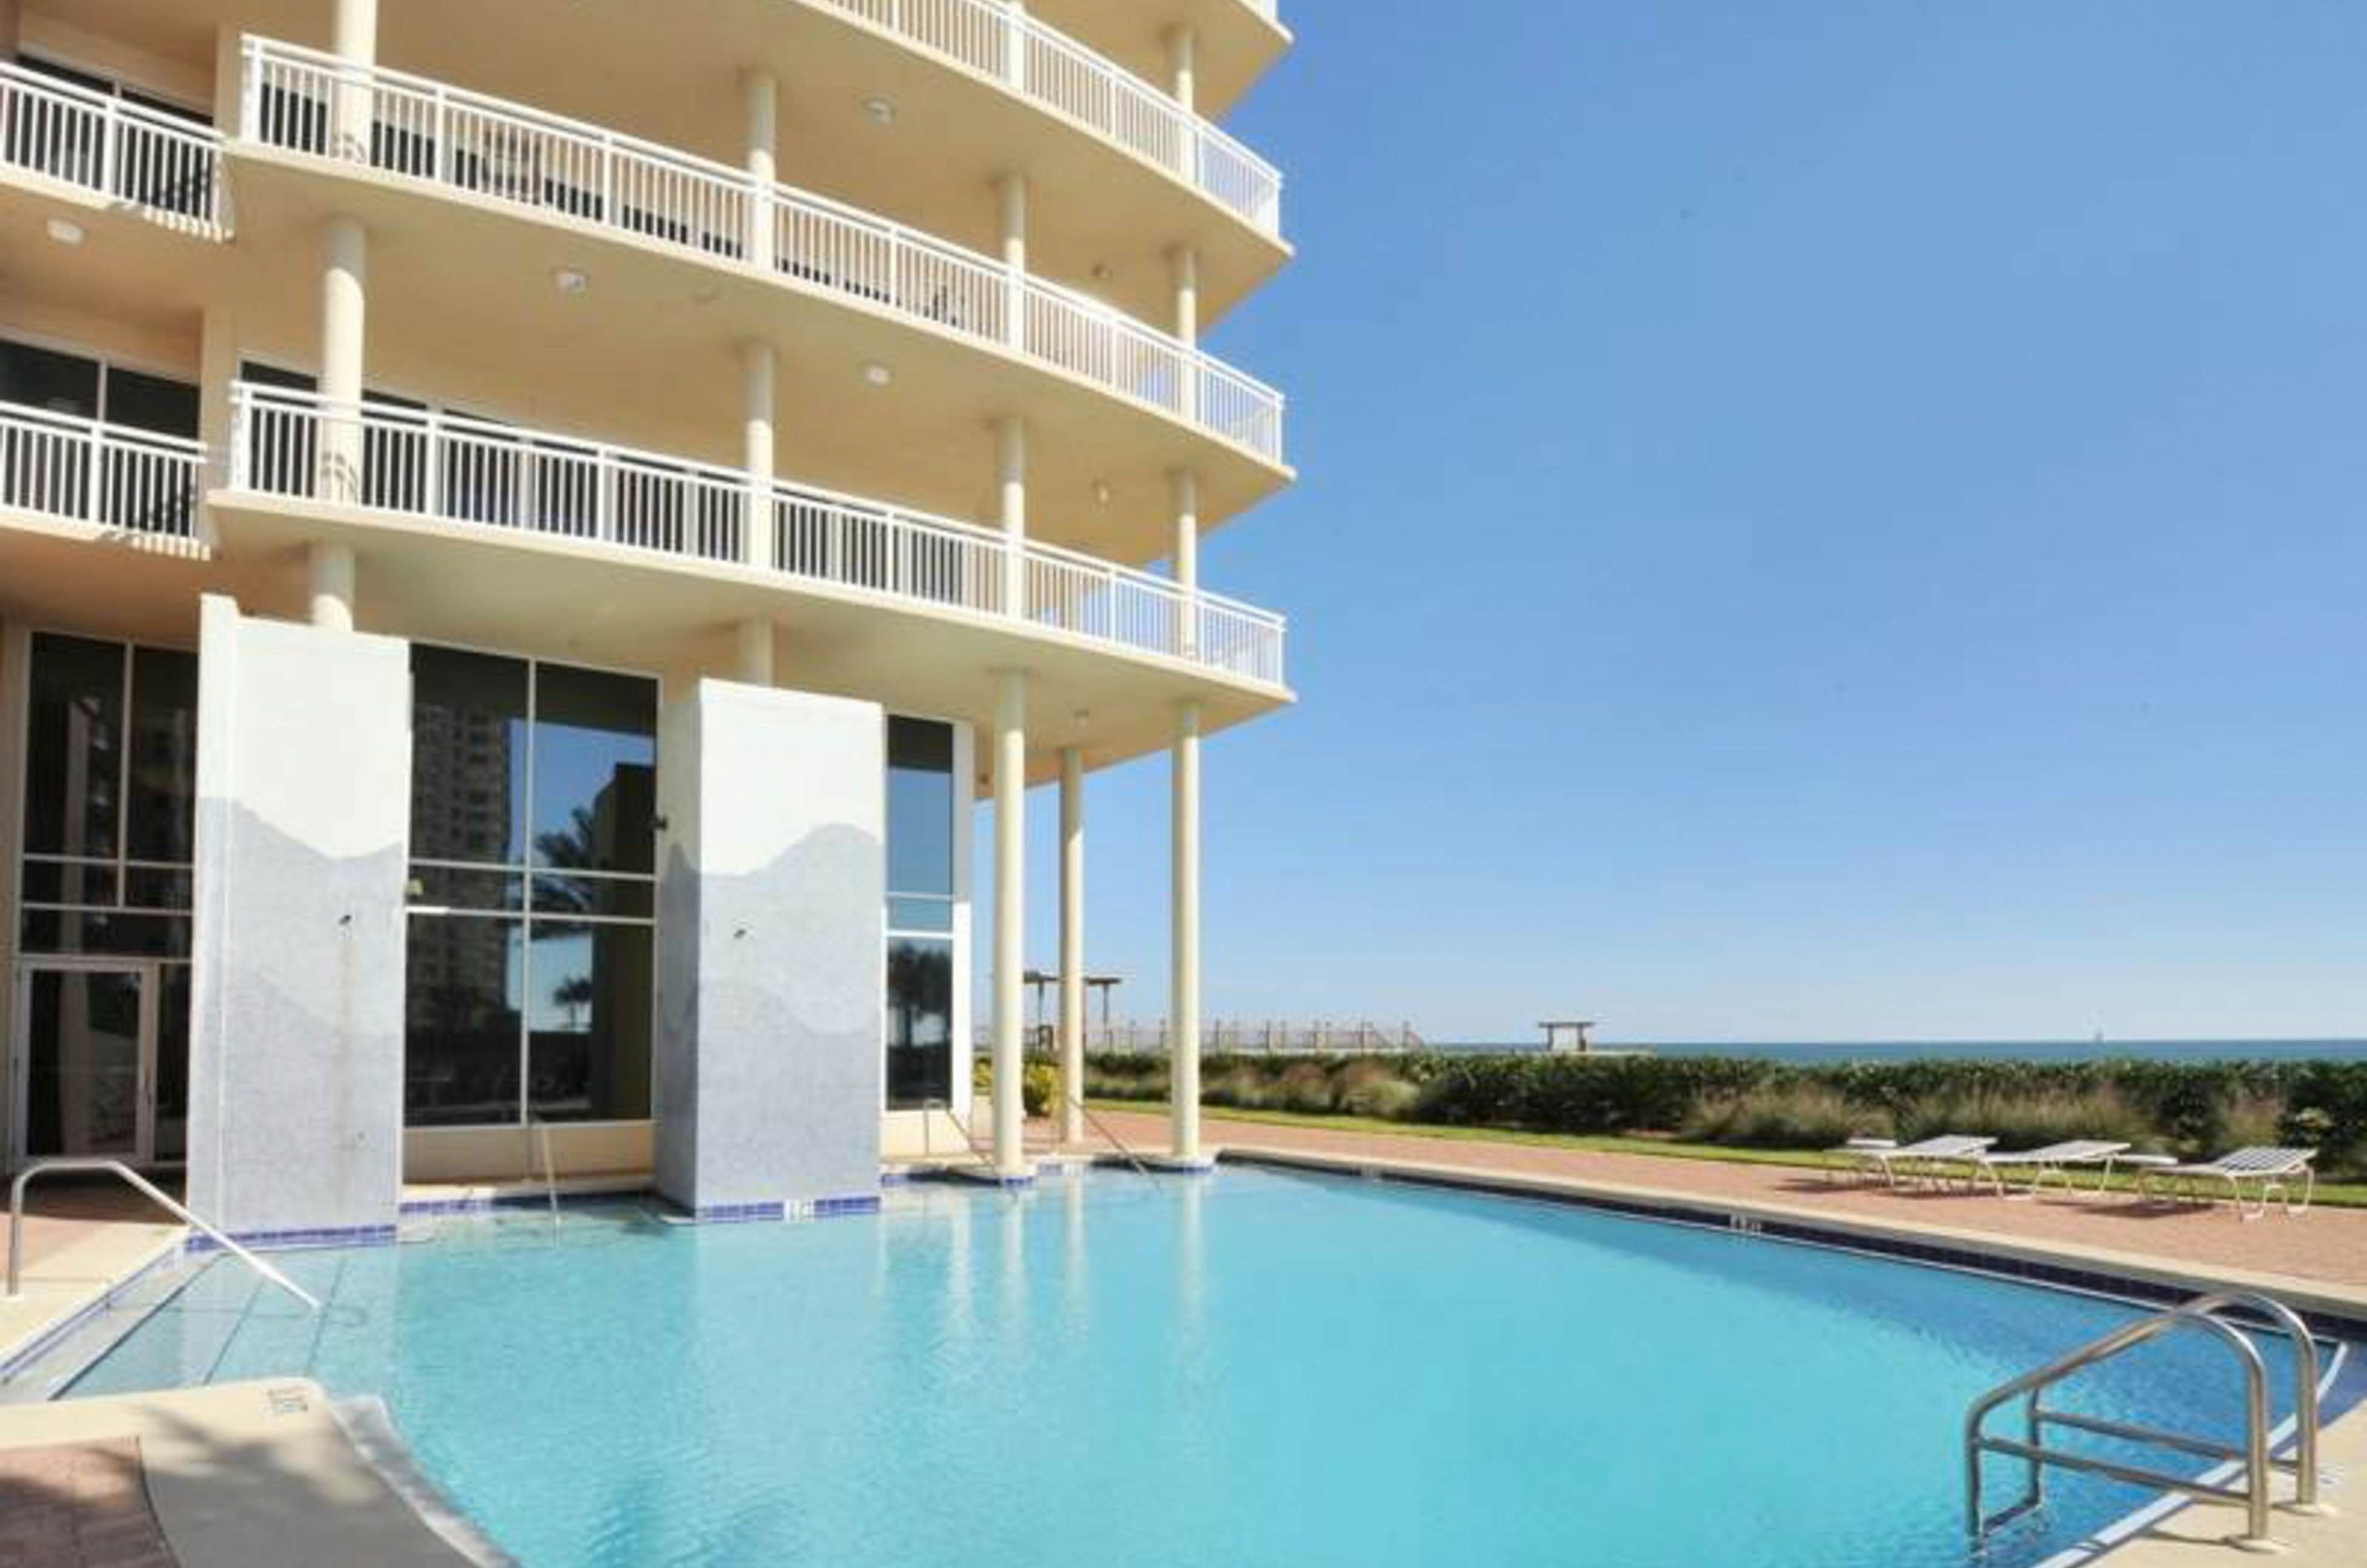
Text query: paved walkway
1085 1109 2367 1291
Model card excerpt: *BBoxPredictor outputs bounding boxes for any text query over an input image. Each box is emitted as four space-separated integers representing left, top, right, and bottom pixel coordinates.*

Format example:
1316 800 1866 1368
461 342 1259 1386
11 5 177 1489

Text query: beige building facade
0 0 1292 1231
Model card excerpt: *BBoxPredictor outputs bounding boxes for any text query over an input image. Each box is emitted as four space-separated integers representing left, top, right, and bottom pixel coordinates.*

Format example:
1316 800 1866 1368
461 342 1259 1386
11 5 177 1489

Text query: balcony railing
0 401 206 538
226 383 1286 686
820 0 1283 235
0 61 225 230
240 38 1286 464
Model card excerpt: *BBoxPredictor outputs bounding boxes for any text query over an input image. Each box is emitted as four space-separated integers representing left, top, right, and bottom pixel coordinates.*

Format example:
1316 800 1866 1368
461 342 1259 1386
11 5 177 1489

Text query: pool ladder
1965 1289 2329 1552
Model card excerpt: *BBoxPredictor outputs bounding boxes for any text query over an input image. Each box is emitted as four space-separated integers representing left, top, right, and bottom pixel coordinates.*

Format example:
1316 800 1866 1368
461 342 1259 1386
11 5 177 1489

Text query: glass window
886 717 953 898
106 368 200 439
25 633 123 859
532 664 656 876
527 922 653 1122
0 339 101 419
126 646 197 863
885 937 954 1109
410 646 528 865
403 917 525 1126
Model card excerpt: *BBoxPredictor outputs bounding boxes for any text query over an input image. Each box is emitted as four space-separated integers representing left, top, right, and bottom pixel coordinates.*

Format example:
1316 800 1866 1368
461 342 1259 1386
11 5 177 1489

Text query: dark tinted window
532 664 656 876
1 339 101 419
886 936 954 1109
126 646 197 862
25 632 122 858
410 646 529 865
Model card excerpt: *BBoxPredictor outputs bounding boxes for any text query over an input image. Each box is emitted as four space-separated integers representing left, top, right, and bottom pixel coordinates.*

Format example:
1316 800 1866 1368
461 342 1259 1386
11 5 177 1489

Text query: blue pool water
75 1169 2337 1568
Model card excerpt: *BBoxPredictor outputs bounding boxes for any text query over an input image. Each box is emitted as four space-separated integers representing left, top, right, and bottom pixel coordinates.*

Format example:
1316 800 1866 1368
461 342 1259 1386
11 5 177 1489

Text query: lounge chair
2156 1146 2317 1219
1829 1135 1996 1189
1968 1140 2131 1197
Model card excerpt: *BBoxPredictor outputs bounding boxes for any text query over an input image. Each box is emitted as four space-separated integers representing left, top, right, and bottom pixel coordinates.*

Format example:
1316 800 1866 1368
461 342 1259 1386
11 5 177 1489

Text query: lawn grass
1087 1098 2367 1209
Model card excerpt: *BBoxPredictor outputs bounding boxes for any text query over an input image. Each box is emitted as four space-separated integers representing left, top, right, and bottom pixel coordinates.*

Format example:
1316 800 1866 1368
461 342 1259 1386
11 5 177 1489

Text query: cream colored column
1172 467 1199 658
734 620 774 686
1172 244 1201 422
744 68 778 273
1166 24 1198 115
308 541 356 631
742 337 777 572
991 670 1030 1177
318 214 368 504
195 306 239 547
1169 700 1203 1163
330 0 377 158
1057 746 1085 1146
997 172 1028 350
996 415 1027 618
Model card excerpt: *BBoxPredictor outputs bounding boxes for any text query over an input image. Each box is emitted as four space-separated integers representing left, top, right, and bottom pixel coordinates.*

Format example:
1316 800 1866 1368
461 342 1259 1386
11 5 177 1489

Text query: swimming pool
72 1167 2343 1568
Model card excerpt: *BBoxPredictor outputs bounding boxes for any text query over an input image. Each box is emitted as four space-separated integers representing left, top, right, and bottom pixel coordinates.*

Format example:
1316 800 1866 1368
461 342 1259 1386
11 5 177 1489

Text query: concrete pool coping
0 1223 186 1390
1218 1143 2367 1565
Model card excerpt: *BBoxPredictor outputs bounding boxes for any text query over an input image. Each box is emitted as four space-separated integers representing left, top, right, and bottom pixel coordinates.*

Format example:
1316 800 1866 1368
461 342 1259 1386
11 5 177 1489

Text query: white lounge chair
1829 1134 1996 1189
1968 1140 2132 1197
2157 1146 2317 1219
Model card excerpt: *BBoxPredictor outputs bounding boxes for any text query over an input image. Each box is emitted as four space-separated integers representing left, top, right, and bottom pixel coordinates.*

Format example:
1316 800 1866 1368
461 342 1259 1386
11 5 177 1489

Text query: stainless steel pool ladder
524 1112 561 1229
919 1098 1007 1176
1066 1096 1161 1182
1965 1290 2326 1552
5 1157 321 1314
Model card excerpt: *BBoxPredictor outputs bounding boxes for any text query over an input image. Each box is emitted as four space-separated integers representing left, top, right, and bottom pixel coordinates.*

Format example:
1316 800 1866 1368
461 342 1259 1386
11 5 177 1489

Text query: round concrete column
317 215 368 504
996 415 1027 617
743 337 777 571
745 69 778 272
308 541 356 632
992 669 1030 1177
1058 746 1085 1146
1169 699 1202 1163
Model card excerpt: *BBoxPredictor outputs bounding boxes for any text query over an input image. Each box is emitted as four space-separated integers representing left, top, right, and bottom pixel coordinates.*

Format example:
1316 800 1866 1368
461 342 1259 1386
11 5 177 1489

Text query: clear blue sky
977 1 2367 1044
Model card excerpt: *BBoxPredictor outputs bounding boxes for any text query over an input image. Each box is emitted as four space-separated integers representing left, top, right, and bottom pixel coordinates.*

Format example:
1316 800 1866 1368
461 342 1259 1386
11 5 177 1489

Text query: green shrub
1022 1062 1059 1119
1336 1058 1422 1119
1682 1084 1883 1149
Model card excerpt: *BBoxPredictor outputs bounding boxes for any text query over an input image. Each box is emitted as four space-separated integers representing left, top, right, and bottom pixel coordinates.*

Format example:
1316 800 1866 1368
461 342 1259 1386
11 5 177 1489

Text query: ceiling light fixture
44 217 84 246
553 268 590 294
862 95 897 126
1091 479 1112 504
862 362 893 388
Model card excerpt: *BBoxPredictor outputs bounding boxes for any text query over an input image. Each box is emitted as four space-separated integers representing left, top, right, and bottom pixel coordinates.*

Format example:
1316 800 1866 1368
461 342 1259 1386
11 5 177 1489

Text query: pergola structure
1539 1020 1598 1054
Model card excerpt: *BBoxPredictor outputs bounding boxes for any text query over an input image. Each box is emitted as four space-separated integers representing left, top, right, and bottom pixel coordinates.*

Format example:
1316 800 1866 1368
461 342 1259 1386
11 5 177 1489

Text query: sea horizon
1433 1037 2367 1063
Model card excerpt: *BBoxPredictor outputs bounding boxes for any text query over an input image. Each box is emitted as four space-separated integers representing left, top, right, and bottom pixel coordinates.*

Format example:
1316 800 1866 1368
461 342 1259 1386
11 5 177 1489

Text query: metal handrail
6 1158 322 1314
918 1098 999 1169
1965 1288 2328 1550
523 1113 561 1229
1066 1096 1161 1182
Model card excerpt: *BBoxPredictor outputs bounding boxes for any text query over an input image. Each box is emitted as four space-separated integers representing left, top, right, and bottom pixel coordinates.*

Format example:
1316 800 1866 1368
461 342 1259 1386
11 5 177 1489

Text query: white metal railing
239 39 1286 464
823 0 1284 235
227 383 1287 684
0 61 225 230
6 1158 323 1314
0 400 206 538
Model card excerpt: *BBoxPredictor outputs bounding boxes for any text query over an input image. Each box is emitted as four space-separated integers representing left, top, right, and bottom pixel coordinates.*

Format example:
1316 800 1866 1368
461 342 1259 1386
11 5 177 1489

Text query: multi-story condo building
0 0 1293 1233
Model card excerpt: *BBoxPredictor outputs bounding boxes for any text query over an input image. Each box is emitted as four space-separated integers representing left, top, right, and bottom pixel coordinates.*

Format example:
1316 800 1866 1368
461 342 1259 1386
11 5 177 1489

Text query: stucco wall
655 680 884 1214
184 596 411 1237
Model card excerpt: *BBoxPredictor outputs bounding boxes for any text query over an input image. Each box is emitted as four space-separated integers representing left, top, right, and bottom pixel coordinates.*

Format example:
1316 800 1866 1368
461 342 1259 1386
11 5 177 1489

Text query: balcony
223 383 1285 688
814 0 1283 235
240 38 1286 467
0 60 223 231
0 401 207 541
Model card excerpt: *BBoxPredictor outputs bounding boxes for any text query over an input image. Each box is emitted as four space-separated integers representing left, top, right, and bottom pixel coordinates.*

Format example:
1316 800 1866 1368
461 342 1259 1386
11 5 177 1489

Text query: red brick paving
0 1439 178 1568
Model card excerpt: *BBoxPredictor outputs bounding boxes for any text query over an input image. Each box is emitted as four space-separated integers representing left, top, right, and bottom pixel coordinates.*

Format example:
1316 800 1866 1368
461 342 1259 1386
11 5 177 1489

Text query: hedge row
1081 1051 2367 1174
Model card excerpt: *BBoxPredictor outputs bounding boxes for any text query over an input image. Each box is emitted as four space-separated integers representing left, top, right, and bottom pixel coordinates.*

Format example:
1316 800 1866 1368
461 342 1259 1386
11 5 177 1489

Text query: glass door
13 962 156 1166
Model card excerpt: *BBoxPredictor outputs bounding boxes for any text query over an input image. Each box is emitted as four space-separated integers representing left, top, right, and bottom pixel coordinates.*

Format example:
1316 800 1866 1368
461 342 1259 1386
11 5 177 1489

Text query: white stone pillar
1166 24 1198 115
318 214 368 504
1058 746 1085 1146
1172 467 1199 658
735 619 774 686
1172 243 1201 423
744 68 778 273
742 337 776 570
997 172 1028 350
991 669 1030 1177
1169 699 1202 1163
308 541 356 631
996 415 1027 618
195 305 240 546
330 0 377 159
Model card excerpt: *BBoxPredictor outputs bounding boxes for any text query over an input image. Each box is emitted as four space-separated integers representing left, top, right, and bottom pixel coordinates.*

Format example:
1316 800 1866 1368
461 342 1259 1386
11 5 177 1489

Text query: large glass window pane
404 916 524 1126
25 634 123 859
411 646 528 865
532 665 656 876
886 717 953 898
23 969 141 1158
155 966 191 1161
0 338 101 417
126 646 197 864
527 922 652 1122
104 368 200 438
18 910 189 958
885 936 953 1109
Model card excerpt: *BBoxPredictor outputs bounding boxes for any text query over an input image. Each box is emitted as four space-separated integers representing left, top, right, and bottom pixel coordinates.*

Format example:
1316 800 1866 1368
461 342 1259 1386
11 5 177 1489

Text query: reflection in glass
887 937 953 1109
126 646 197 863
527 922 653 1122
155 965 191 1160
886 718 953 898
410 646 527 865
533 665 656 876
887 896 953 934
24 968 141 1158
403 916 524 1126
26 633 123 859
18 909 190 959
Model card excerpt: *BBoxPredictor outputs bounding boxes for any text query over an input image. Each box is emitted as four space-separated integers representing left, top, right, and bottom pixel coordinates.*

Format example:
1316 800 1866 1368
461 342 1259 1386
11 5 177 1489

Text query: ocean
1435 1038 2367 1063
